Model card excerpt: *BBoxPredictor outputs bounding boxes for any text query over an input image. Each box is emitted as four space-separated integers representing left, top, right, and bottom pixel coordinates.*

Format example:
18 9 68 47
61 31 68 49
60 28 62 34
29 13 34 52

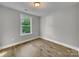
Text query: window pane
22 25 30 33
21 15 31 34
22 16 30 25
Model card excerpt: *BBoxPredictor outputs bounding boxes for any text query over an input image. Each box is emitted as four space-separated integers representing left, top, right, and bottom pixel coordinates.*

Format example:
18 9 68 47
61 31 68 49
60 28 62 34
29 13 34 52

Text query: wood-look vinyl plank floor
16 38 78 57
0 38 78 57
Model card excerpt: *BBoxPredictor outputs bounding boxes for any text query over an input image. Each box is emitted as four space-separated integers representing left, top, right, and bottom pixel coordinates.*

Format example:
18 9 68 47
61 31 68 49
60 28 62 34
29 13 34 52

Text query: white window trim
20 14 32 36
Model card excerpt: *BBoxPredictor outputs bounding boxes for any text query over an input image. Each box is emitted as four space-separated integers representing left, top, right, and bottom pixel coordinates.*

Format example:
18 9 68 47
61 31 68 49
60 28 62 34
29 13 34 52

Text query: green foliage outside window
22 16 30 33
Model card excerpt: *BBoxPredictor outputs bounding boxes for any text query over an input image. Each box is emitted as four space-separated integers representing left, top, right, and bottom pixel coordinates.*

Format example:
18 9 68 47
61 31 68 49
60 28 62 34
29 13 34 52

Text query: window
20 14 32 35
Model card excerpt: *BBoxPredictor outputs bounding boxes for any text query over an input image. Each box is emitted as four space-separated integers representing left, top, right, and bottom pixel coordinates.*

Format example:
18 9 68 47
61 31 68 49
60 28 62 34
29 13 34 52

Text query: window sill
20 33 32 36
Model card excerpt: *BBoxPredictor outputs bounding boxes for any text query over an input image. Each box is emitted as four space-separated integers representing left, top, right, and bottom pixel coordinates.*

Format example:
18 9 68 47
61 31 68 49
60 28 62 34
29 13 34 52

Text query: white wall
0 5 40 48
0 5 3 46
77 3 79 48
40 5 78 49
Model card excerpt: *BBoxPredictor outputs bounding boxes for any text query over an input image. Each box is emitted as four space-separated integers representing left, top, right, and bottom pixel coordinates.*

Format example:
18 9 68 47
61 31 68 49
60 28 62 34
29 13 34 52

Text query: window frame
20 14 32 36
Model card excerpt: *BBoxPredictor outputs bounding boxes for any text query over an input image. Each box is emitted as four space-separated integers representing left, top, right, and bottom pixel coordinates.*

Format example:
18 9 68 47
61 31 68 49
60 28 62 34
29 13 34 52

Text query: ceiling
0 2 77 17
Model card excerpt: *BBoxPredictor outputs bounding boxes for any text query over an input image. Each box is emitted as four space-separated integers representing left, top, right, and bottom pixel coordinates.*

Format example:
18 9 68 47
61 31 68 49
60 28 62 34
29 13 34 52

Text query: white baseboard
0 36 40 50
40 36 79 52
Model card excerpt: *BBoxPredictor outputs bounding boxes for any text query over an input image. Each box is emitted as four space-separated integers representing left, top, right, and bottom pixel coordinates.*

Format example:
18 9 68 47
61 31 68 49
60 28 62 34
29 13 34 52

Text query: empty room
0 2 79 57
